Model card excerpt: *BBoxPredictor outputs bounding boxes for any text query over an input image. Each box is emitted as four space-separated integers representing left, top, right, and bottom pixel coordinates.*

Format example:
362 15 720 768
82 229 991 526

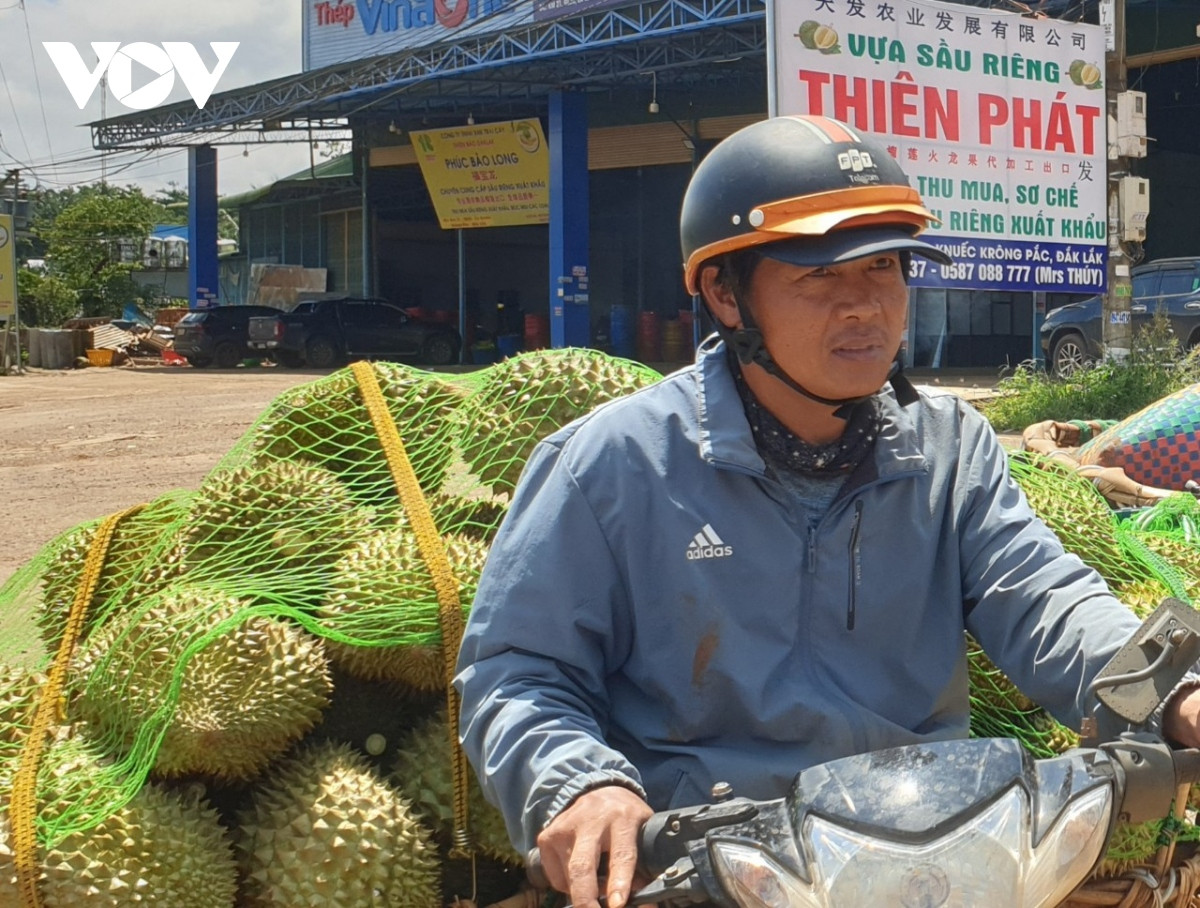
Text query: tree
17 269 77 327
41 186 170 319
157 181 239 244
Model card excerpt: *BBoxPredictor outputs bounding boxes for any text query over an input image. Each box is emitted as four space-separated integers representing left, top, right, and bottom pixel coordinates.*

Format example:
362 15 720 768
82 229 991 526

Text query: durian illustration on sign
1068 59 1103 89
795 20 841 54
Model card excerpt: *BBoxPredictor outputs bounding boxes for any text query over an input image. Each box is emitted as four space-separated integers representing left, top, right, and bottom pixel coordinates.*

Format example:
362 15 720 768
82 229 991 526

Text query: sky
0 0 320 199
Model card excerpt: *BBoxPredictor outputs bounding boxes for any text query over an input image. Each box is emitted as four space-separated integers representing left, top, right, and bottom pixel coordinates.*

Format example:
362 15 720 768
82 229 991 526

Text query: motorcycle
527 598 1200 908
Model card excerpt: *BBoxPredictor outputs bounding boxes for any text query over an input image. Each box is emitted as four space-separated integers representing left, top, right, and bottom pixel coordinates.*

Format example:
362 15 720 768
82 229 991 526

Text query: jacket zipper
807 524 817 574
846 500 864 631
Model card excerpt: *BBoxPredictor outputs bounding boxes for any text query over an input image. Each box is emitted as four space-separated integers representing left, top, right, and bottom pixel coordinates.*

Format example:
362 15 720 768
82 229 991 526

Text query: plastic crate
85 348 114 367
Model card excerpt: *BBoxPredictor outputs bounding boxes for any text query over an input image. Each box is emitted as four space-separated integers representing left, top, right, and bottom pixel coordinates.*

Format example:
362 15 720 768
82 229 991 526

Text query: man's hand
535 785 654 908
1163 685 1200 747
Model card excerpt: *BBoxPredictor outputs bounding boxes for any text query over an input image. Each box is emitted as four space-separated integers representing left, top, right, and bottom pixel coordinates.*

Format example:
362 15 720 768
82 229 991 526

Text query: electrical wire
0 14 34 165
19 0 57 179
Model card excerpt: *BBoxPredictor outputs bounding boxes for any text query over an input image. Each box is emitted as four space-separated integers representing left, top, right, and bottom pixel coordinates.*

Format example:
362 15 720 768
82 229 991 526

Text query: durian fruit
250 363 467 506
0 664 45 765
1113 576 1175 619
966 635 1036 714
392 708 521 865
234 741 439 908
470 348 660 427
967 634 1080 760
73 585 331 780
455 405 534 495
37 494 189 653
171 460 373 588
1125 532 1200 603
1009 454 1127 586
1095 819 1162 878
1025 708 1080 756
457 349 660 494
429 493 509 544
0 734 237 907
321 528 489 690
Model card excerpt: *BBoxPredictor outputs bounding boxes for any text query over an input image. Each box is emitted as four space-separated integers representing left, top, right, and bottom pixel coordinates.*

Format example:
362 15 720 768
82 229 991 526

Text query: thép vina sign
43 42 239 111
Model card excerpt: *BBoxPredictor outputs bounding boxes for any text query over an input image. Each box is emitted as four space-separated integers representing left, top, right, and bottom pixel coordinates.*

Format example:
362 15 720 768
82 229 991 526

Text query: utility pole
1101 0 1133 362
1 169 21 375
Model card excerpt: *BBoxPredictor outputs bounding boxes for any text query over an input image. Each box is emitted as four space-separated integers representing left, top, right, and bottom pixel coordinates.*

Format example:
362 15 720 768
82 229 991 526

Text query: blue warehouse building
88 0 1200 369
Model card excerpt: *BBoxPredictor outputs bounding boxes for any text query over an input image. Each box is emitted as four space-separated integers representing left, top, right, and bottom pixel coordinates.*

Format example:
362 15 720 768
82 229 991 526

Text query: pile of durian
5 354 1200 902
0 350 662 907
996 451 1200 873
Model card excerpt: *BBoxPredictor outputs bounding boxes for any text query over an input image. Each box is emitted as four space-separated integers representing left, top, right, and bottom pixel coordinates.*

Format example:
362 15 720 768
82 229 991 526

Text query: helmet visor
759 226 952 269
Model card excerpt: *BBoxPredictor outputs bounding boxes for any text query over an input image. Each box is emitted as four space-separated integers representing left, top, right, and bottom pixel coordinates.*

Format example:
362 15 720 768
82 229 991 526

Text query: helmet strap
715 297 918 420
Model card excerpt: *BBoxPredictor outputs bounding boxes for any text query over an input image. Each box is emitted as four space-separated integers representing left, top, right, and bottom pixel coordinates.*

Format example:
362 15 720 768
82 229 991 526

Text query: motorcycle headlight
710 842 813 908
709 784 1113 908
1026 785 1113 906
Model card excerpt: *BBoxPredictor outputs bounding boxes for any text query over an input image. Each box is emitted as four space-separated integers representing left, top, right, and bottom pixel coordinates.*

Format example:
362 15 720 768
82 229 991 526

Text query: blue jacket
455 338 1141 853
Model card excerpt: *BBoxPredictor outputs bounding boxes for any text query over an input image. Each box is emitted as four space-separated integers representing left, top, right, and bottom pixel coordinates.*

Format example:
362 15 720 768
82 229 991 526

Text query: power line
19 0 57 180
0 12 33 164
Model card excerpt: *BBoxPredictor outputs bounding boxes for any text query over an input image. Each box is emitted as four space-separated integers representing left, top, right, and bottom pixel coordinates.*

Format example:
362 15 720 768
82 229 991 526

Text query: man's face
739 251 909 401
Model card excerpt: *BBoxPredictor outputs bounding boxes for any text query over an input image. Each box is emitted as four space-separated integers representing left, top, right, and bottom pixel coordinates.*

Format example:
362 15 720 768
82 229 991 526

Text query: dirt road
0 364 332 587
0 361 1015 589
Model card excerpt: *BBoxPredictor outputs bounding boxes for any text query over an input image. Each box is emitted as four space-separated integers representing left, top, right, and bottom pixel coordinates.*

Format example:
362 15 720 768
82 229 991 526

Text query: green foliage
982 311 1200 431
39 186 171 320
158 181 238 244
16 269 78 327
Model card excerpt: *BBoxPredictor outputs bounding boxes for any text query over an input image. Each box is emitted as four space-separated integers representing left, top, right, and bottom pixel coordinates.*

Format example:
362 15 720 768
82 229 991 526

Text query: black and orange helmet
680 115 949 294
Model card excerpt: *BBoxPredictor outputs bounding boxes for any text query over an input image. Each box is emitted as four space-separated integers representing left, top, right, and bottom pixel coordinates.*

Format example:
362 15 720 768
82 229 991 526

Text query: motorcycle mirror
1088 597 1200 726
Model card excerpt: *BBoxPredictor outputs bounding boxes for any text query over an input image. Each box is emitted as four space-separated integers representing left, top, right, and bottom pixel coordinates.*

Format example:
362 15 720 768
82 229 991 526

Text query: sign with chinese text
411 119 550 229
0 215 14 319
770 0 1108 293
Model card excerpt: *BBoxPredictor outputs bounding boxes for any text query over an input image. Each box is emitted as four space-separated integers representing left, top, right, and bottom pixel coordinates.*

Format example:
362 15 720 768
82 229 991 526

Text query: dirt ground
0 363 336 587
0 361 1014 589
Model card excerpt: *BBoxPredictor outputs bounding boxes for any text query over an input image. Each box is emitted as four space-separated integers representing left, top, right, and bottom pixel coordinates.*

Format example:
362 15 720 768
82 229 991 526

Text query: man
454 115 1200 908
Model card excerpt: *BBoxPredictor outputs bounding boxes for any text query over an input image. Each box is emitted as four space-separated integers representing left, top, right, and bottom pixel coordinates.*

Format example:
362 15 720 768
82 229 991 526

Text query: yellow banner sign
0 215 14 319
411 119 549 229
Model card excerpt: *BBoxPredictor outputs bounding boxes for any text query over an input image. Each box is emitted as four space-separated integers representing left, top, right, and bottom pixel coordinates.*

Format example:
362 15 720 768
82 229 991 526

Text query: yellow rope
10 504 143 907
351 362 473 856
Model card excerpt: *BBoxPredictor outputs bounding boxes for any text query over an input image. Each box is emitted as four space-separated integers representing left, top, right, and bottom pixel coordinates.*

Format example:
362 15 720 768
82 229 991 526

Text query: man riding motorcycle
454 115 1200 908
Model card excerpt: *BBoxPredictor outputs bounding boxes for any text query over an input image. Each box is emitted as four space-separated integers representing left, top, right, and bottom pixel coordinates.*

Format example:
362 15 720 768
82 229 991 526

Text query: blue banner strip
910 236 1107 294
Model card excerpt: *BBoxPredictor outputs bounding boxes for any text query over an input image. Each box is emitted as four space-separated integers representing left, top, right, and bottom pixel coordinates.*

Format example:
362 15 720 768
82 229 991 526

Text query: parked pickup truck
247 297 461 368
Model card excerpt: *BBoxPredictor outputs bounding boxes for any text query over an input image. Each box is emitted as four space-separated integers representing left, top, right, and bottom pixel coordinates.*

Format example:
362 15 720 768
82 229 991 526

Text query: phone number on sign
909 261 1028 282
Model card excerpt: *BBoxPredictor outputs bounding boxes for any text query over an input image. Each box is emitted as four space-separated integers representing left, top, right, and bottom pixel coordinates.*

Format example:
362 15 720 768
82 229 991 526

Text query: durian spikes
249 362 466 506
456 348 659 494
392 708 522 865
234 741 440 908
321 529 488 689
74 585 332 780
0 733 237 908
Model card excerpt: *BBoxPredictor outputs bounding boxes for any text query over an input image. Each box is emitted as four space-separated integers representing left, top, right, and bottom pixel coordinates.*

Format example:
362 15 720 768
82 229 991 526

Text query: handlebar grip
1174 748 1200 786
526 848 550 890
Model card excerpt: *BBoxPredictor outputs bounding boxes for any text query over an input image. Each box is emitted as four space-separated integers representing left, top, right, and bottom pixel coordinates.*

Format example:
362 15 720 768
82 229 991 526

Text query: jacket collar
693 336 928 480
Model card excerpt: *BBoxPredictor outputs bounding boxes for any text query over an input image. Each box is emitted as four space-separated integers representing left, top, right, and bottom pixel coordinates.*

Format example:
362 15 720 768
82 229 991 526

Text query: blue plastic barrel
610 304 634 358
496 333 523 359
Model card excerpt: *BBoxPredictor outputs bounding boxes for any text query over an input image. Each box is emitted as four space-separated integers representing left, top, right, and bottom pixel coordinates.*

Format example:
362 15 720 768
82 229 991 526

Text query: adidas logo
686 523 733 560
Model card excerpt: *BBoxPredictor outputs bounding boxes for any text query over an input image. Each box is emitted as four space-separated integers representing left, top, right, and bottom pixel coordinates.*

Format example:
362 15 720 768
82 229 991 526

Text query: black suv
246 297 461 368
1040 257 1200 376
172 305 286 368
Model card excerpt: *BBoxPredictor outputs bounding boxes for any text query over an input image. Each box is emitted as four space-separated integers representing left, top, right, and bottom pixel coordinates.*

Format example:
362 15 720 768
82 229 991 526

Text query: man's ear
698 264 741 330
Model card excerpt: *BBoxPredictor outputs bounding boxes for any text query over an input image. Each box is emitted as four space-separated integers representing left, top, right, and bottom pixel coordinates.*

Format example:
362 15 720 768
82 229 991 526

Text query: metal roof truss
93 0 764 150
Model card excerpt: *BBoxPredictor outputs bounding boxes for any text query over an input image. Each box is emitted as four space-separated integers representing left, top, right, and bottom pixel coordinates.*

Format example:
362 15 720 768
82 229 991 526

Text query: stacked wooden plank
88 324 137 351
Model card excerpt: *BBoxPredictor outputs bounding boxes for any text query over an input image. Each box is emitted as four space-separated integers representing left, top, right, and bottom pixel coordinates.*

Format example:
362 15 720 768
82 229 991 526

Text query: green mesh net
3 360 1200 898
0 350 662 904
997 452 1200 870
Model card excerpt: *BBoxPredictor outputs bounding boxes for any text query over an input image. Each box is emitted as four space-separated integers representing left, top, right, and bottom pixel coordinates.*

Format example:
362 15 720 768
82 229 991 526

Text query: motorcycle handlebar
525 850 549 892
1170 747 1200 786
523 742 1200 896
